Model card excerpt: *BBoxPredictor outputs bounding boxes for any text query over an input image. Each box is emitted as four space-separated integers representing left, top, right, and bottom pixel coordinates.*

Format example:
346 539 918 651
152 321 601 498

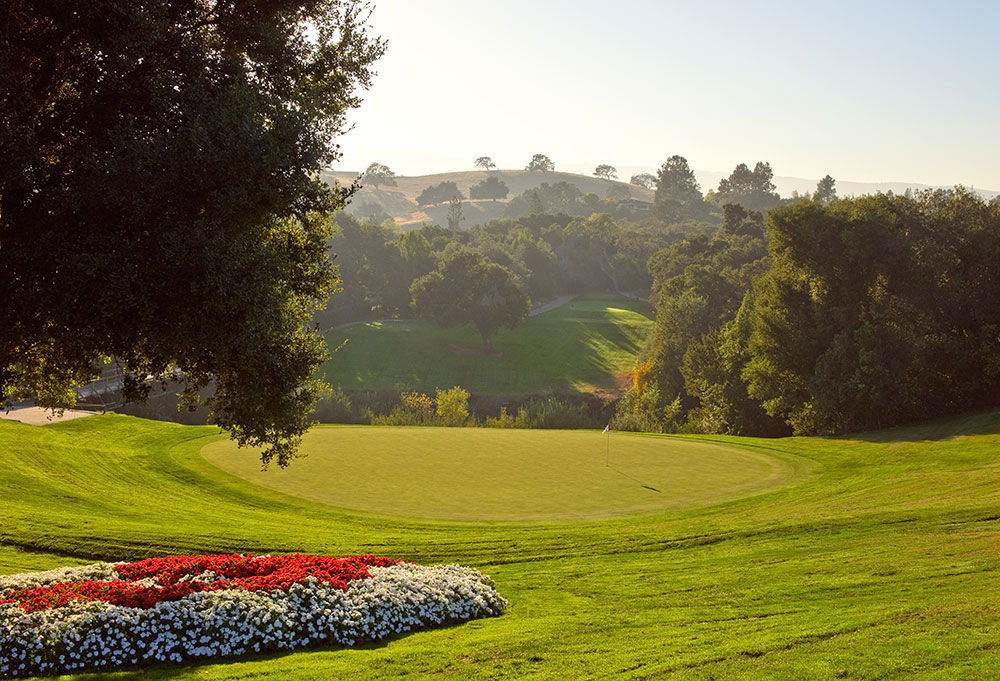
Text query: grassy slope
318 294 653 397
1 410 999 679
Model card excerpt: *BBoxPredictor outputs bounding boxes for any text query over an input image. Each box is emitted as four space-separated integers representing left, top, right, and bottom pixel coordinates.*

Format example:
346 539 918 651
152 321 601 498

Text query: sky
332 0 1000 192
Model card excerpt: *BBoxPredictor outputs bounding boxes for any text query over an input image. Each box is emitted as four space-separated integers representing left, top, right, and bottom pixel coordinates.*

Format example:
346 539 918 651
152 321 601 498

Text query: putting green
201 427 803 522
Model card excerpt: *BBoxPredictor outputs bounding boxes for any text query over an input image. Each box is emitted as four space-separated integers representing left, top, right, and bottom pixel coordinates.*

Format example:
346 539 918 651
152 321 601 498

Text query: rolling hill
321 169 654 227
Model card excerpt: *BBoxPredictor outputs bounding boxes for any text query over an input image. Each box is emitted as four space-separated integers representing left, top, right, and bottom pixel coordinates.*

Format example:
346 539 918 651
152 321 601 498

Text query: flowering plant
0 554 506 678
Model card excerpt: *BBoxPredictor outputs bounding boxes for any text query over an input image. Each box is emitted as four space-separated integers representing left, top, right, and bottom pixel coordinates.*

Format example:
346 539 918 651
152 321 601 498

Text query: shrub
436 387 470 427
485 407 517 428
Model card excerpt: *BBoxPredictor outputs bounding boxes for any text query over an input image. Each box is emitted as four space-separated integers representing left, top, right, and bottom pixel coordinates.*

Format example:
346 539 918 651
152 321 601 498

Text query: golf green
201 427 805 521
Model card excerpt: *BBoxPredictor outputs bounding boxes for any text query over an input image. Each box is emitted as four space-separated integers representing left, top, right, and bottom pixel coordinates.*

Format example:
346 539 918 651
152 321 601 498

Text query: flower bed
0 554 507 678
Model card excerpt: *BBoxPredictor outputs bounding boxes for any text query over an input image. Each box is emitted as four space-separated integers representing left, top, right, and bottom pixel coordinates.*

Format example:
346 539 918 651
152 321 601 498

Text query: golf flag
603 424 610 434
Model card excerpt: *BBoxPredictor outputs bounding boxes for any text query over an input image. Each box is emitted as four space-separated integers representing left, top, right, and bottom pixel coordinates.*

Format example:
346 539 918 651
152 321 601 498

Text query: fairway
317 293 653 396
200 427 801 521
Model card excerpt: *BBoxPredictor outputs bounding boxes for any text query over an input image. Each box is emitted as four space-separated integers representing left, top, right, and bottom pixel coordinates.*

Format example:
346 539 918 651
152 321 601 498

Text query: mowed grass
317 293 653 395
202 427 806 521
1 411 1000 679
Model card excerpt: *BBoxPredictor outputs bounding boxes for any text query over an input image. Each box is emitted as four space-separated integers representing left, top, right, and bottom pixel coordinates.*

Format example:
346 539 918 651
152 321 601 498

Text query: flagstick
605 428 609 467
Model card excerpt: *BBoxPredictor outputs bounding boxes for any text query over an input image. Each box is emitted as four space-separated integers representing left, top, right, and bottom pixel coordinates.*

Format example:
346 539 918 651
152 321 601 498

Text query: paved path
528 294 578 316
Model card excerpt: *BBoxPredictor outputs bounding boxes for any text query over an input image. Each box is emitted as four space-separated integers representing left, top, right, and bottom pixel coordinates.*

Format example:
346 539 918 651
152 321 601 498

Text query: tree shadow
832 408 1000 444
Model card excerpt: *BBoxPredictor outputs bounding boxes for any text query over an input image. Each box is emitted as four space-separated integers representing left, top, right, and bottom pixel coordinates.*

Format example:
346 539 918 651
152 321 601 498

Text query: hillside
322 169 654 227
317 293 653 397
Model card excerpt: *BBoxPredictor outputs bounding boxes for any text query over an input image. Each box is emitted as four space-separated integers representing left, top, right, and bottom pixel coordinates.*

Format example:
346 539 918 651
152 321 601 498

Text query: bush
485 407 517 428
436 387 470 427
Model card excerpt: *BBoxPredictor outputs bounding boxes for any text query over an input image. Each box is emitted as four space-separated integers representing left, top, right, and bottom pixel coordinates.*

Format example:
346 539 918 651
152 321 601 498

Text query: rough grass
2 409 1000 680
318 293 653 397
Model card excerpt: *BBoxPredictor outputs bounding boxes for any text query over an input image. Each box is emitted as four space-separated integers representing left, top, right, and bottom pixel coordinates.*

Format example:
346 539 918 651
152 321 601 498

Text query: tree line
623 187 1000 437
316 204 714 336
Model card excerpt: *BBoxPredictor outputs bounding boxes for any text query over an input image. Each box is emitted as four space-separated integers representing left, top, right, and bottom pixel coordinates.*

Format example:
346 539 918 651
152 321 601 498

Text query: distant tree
0 0 385 467
716 161 780 212
416 181 464 207
503 182 583 218
470 176 510 201
447 196 466 229
813 174 837 203
655 156 702 206
526 154 555 172
363 162 396 189
594 164 618 180
475 156 497 172
630 173 657 190
410 251 530 350
653 155 705 220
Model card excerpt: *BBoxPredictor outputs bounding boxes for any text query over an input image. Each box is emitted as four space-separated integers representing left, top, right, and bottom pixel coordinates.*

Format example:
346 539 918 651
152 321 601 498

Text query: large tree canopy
0 0 385 466
410 251 530 351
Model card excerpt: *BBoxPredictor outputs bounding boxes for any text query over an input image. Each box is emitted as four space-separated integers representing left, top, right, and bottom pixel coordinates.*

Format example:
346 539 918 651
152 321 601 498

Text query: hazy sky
334 0 1000 191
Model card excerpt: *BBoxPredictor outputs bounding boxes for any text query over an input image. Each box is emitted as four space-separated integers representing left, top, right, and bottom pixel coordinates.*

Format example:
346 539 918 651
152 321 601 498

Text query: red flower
1 554 401 612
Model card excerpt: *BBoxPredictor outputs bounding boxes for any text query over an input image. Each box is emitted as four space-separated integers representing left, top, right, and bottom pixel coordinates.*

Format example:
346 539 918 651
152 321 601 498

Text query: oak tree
525 154 555 172
410 251 529 351
0 0 385 466
594 164 618 180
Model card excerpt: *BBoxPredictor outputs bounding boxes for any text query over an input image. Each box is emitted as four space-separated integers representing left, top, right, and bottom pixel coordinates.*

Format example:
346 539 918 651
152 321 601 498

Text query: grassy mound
2 411 1000 679
317 293 653 396
201 427 804 522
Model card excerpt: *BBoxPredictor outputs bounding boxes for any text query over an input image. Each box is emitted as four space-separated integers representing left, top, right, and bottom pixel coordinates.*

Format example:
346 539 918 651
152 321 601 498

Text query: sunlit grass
202 426 806 522
2 410 999 679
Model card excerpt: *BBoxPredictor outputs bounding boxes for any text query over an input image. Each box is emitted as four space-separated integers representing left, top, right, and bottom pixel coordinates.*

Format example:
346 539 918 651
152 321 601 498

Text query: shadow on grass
90 620 477 680
833 408 1000 444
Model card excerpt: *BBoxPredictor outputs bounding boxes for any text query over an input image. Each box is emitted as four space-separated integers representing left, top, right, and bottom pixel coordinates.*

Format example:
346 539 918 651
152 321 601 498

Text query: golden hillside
322 169 654 227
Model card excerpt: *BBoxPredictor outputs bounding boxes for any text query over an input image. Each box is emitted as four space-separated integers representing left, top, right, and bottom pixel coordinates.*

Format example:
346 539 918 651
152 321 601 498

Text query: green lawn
2 411 999 679
202 427 807 522
317 293 653 396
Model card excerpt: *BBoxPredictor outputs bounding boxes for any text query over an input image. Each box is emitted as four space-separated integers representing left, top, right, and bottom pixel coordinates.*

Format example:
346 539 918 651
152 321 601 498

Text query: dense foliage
0 0 385 466
410 251 530 350
469 176 510 201
416 181 464 207
635 188 1000 436
316 208 715 330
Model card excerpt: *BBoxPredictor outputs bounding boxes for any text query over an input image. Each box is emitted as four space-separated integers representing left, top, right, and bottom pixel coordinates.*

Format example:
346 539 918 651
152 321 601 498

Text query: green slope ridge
1 410 999 679
318 293 653 396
